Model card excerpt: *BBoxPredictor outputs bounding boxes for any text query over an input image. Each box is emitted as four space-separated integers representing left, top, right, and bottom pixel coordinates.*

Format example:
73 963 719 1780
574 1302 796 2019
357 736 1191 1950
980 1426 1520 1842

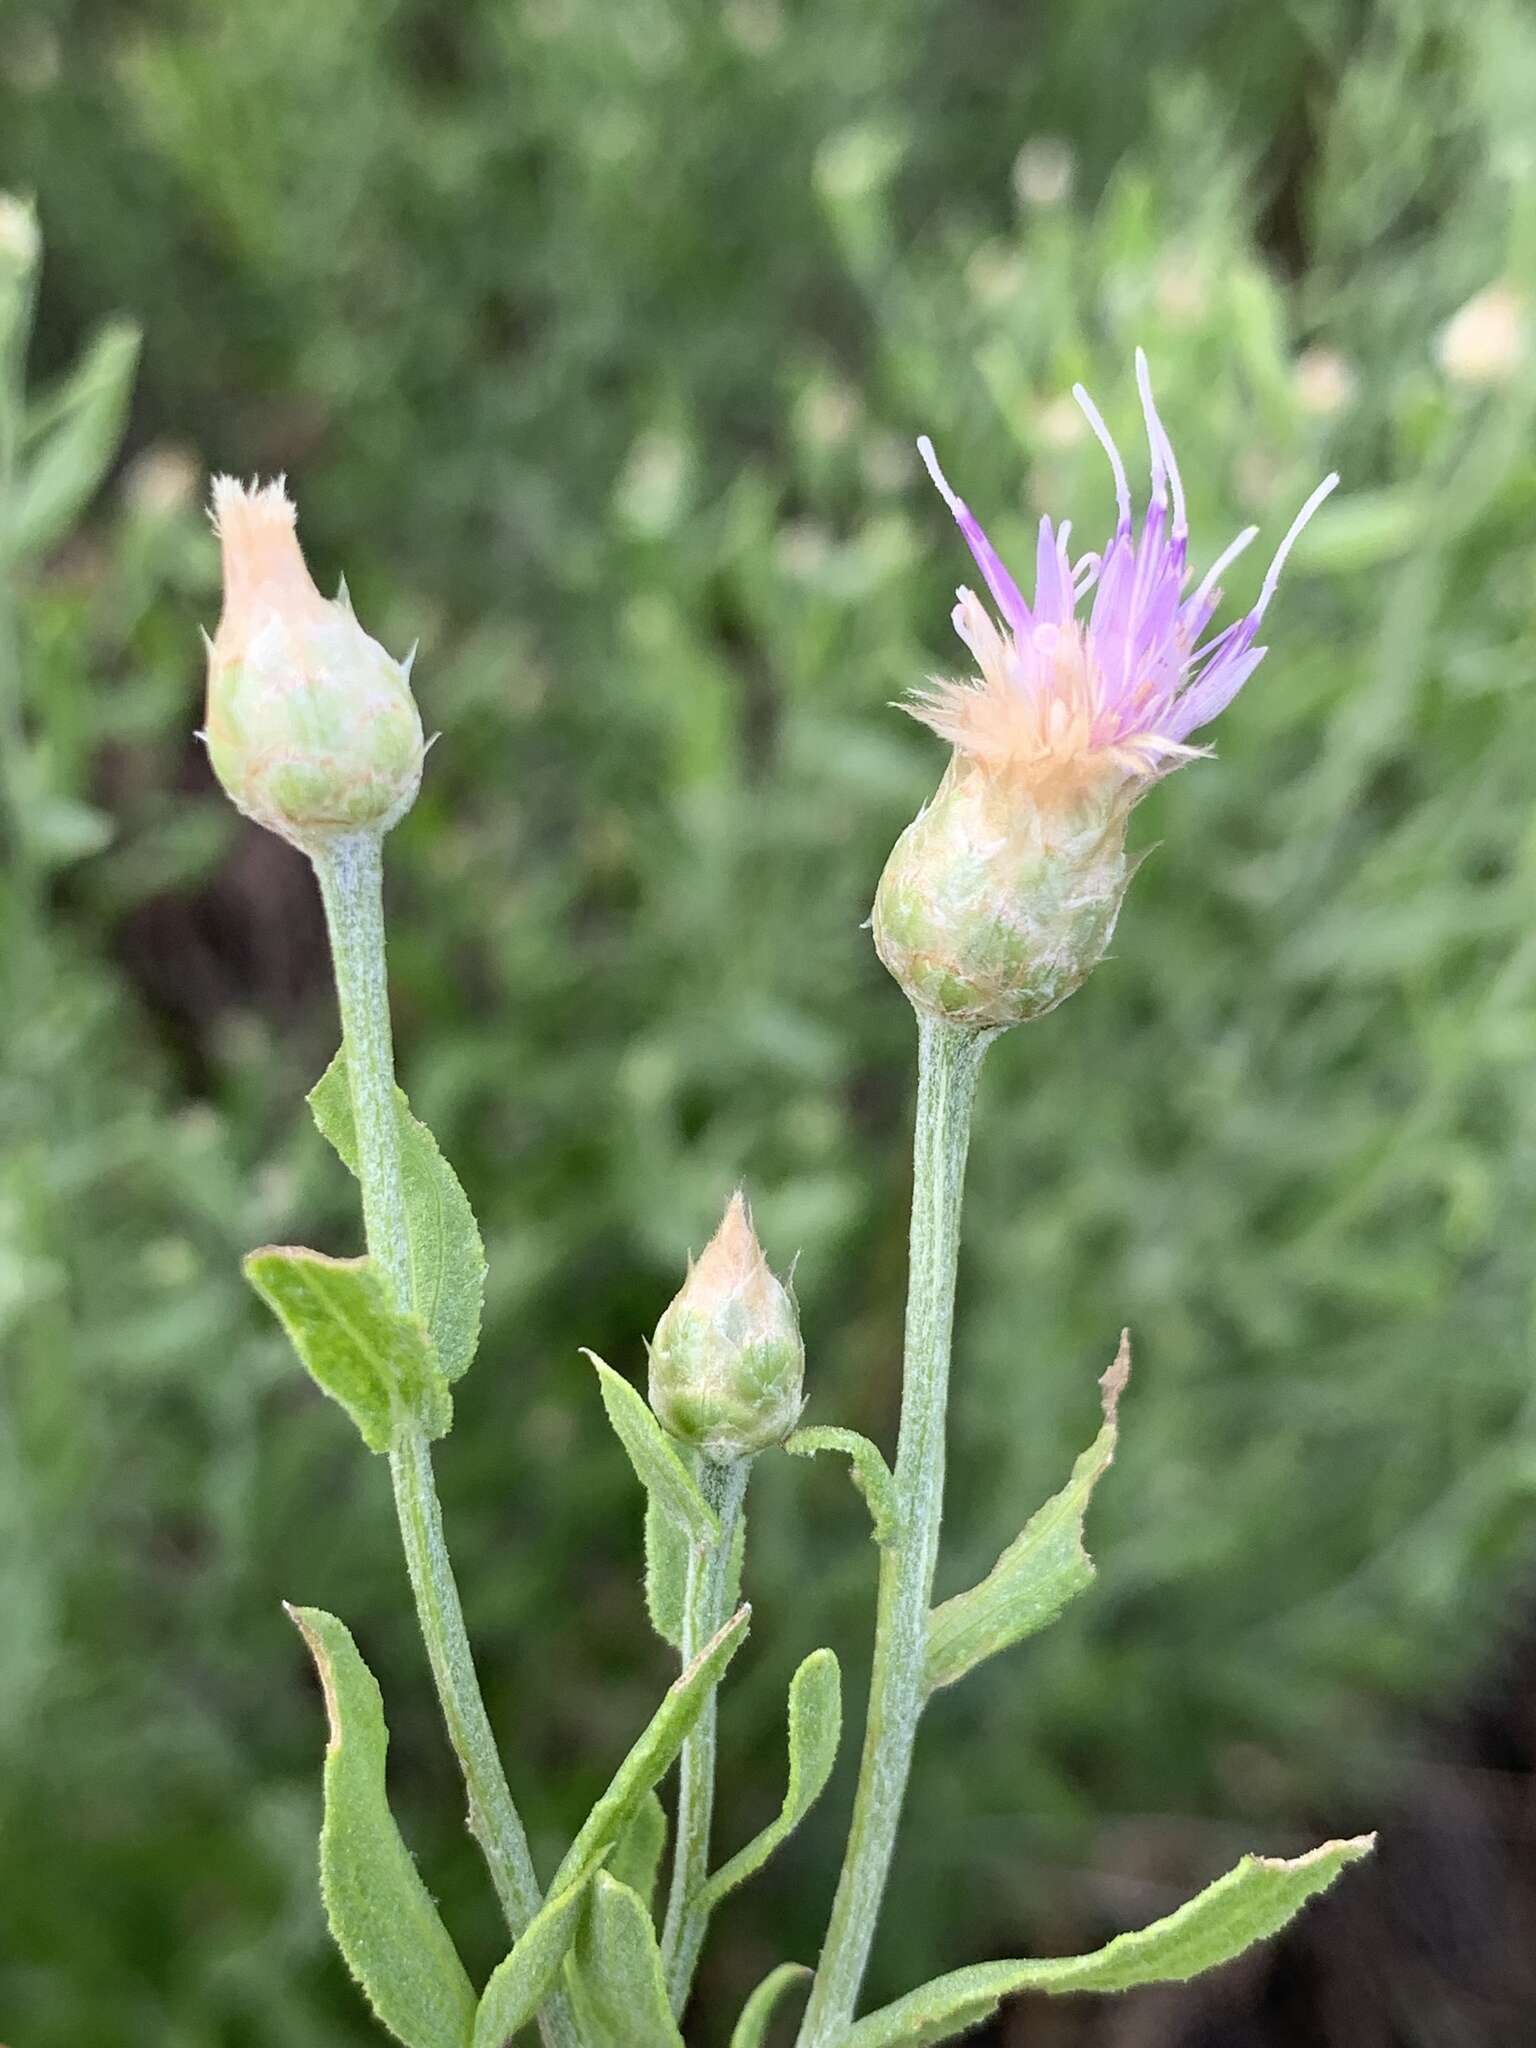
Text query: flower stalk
797 1013 991 2045
309 828 581 2048
661 1451 751 2014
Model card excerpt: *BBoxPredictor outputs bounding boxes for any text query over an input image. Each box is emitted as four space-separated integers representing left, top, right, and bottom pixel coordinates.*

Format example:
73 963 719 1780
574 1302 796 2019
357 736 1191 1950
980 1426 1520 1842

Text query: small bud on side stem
649 1192 804 1461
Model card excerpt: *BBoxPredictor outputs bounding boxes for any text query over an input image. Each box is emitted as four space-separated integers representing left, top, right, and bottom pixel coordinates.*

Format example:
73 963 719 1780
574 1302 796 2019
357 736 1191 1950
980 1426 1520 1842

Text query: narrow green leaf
310 1051 486 1381
839 1835 1376 2048
8 320 139 563
729 1963 812 2048
287 1605 476 2048
584 1350 719 1545
566 1873 683 2048
785 1426 899 1545
645 1491 689 1648
610 1789 668 1910
246 1247 452 1451
472 1876 591 2048
550 1604 751 1897
924 1336 1128 1694
696 1649 841 1912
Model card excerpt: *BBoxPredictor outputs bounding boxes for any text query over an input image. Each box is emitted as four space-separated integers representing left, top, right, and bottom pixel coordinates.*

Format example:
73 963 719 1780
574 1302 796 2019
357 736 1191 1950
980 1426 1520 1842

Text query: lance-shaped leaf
610 1789 668 1909
645 1487 744 1651
785 1427 899 1546
549 1605 751 1897
696 1649 841 1913
288 1605 476 2048
924 1336 1128 1695
472 1876 592 2048
584 1350 718 1545
645 1492 690 1648
246 1247 451 1451
310 1051 486 1382
566 1873 683 2048
9 320 140 564
839 1835 1376 2048
730 1963 812 2047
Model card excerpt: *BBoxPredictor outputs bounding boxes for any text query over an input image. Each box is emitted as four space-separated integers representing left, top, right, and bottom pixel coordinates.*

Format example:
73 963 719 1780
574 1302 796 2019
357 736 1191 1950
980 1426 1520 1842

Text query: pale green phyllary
214 362 1370 2048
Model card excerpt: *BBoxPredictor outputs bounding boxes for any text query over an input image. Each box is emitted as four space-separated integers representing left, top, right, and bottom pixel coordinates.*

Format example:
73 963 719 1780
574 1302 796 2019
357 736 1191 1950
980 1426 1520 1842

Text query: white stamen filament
916 435 966 522
1191 524 1259 612
1255 472 1339 620
1135 347 1187 534
1071 383 1133 530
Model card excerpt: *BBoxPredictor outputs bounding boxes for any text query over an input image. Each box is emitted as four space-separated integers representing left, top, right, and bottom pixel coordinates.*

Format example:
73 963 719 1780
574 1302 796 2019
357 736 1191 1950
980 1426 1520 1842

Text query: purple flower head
911 350 1337 810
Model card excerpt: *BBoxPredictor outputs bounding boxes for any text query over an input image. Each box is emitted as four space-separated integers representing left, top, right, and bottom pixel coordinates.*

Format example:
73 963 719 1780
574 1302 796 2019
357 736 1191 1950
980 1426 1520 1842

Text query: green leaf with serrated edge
785 1427 899 1545
838 1835 1376 2048
287 1606 476 2048
584 1350 719 1545
923 1336 1128 1695
730 1964 812 2048
246 1248 451 1452
566 1873 683 2048
696 1649 841 1912
645 1491 689 1648
610 1789 667 1910
472 1876 591 2048
310 1051 486 1382
549 1605 750 1897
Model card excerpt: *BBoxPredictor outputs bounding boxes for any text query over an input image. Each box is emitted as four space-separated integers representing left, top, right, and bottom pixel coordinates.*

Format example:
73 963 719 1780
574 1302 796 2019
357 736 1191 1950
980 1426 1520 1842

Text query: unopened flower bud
873 759 1132 1028
203 478 424 848
648 1192 804 1462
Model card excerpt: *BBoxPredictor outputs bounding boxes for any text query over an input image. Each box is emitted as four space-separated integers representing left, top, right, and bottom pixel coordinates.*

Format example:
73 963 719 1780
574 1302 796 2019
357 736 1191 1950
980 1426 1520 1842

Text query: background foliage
4 0 1536 2041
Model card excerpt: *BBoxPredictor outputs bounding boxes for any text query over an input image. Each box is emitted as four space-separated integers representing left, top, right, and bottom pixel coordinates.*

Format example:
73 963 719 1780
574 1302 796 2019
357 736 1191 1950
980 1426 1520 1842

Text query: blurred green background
4 0 1536 2042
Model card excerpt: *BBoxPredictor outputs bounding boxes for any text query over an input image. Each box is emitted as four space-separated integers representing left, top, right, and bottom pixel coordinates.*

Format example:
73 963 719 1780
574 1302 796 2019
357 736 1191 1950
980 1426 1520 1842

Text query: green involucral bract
872 759 1133 1029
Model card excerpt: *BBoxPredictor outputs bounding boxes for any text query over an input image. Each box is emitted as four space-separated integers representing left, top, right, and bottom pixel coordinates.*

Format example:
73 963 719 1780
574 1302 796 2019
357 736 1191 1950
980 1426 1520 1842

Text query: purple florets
911 351 1337 805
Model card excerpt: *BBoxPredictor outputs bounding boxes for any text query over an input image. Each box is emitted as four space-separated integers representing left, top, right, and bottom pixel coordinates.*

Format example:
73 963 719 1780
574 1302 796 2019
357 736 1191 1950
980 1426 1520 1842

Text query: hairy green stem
797 1013 991 2047
311 830 582 2048
388 1418 547 1935
311 833 413 1299
661 1454 750 2014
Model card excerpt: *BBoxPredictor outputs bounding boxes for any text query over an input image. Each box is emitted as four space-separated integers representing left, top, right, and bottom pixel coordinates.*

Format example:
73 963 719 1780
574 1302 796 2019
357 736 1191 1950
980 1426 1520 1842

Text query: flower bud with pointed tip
648 1192 804 1462
873 759 1132 1029
203 477 425 848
